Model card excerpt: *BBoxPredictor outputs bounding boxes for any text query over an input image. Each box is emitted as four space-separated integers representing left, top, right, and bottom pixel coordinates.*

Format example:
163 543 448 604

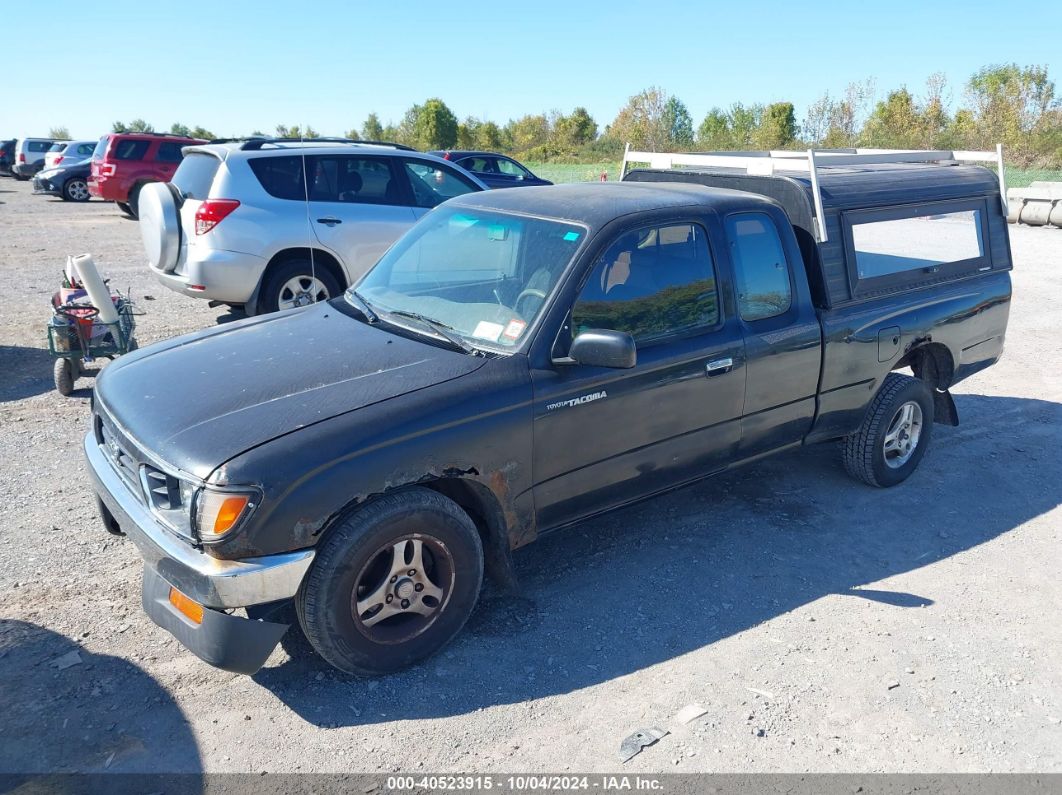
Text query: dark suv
0 139 15 176
88 132 206 217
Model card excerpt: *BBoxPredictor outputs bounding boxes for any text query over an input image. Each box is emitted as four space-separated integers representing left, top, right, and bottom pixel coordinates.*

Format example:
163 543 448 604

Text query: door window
496 158 532 178
724 213 792 321
76 143 95 157
570 223 719 346
458 156 493 173
403 160 479 208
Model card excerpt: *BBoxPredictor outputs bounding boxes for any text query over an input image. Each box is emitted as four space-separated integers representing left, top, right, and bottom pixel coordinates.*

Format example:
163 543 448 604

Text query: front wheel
116 201 132 216
843 373 934 487
296 487 484 675
63 178 90 202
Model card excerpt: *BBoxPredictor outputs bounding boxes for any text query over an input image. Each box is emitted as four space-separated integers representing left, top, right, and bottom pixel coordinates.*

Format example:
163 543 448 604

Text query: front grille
143 465 182 511
97 413 144 502
94 408 198 544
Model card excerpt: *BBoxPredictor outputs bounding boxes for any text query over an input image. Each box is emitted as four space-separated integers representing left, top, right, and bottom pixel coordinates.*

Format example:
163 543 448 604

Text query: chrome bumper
84 431 314 609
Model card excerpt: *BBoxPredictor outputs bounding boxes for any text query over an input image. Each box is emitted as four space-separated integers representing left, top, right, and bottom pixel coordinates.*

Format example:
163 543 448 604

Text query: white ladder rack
619 144 1007 243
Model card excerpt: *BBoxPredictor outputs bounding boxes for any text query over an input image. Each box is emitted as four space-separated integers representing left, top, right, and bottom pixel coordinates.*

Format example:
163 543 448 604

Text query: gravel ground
1 178 1060 775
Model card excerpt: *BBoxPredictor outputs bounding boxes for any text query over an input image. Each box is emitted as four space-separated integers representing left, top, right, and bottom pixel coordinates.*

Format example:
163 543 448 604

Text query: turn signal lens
168 587 204 624
195 490 254 538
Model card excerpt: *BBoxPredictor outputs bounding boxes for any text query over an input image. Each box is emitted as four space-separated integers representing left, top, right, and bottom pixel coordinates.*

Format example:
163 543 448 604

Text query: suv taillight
54 156 64 165
100 162 116 177
18 153 25 163
195 200 240 235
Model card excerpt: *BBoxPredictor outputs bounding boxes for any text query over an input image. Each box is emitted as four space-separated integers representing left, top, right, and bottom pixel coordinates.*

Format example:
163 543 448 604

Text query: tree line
85 63 1060 168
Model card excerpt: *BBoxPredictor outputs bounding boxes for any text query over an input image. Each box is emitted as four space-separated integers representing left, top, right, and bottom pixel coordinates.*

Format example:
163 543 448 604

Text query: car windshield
352 206 586 349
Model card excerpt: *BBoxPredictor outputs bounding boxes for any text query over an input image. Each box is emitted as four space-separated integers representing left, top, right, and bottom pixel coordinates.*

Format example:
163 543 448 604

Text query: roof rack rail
114 131 208 139
238 137 414 151
619 144 1007 243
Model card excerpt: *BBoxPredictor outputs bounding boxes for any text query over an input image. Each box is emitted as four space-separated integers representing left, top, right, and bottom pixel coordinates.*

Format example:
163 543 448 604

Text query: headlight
194 488 258 540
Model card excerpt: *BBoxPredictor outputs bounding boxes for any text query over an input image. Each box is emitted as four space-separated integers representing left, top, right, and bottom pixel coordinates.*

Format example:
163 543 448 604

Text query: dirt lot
1 178 1060 775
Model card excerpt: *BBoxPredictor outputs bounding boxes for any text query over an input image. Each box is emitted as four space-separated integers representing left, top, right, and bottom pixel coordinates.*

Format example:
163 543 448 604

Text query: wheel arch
895 341 955 391
250 247 348 316
315 475 518 593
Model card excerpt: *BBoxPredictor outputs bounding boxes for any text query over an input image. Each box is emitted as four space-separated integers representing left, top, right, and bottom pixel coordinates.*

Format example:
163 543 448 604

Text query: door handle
705 357 734 376
316 217 342 226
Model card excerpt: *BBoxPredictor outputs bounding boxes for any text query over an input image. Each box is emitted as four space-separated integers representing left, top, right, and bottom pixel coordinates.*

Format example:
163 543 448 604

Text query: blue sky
3 0 1059 140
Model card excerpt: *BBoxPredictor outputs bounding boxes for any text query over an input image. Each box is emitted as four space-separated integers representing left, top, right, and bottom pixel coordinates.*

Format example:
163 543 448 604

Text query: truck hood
96 302 487 479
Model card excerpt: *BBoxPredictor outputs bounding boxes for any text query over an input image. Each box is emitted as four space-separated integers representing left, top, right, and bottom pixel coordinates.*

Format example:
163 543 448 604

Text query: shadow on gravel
253 393 1062 727
0 620 202 779
0 345 60 402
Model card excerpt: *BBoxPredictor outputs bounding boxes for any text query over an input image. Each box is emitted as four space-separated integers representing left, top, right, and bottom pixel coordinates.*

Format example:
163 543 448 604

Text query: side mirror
568 329 637 369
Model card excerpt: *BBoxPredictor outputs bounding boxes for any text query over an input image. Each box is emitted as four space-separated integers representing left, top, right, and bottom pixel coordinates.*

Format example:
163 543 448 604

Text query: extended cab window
725 212 793 321
403 160 478 208
571 223 719 345
844 201 989 294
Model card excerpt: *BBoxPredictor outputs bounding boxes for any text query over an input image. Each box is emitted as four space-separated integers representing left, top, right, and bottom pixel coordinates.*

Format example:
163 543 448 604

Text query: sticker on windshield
563 231 581 242
502 319 526 341
472 321 504 342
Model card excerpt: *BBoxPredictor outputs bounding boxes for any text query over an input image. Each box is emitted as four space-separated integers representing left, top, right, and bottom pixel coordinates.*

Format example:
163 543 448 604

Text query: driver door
531 221 746 530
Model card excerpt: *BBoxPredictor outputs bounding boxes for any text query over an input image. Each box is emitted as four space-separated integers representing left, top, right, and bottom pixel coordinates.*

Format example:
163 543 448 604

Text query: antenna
298 129 319 306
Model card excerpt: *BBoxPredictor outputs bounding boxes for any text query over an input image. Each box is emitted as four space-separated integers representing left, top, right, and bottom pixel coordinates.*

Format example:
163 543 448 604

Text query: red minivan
88 132 206 217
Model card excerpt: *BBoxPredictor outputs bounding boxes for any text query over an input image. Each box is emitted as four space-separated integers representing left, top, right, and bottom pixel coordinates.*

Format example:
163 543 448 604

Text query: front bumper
32 176 60 196
84 431 315 673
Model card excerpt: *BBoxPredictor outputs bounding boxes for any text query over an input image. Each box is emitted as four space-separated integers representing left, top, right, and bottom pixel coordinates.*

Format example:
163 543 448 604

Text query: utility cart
47 294 137 396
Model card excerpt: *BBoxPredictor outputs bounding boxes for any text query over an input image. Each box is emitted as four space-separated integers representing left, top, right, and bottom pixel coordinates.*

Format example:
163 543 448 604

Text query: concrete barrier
1007 182 1062 228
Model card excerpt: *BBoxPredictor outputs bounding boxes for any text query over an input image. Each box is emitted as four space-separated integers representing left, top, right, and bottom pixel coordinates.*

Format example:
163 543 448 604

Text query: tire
116 201 132 216
63 178 90 202
296 487 484 676
258 258 342 314
13 174 29 182
843 373 934 487
53 358 76 396
126 184 144 219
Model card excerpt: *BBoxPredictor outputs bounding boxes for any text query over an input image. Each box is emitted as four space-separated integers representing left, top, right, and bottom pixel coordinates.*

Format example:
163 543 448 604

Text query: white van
11 138 56 180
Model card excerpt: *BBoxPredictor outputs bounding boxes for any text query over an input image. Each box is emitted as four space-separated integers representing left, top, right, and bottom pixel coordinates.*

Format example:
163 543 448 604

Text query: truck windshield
352 207 586 348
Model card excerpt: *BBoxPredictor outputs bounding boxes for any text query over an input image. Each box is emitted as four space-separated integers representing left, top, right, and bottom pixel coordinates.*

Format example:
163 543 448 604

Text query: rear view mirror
568 329 637 369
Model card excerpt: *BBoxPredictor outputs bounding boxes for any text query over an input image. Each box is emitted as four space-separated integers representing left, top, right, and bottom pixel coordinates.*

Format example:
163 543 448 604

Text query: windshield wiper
346 290 379 323
383 310 481 356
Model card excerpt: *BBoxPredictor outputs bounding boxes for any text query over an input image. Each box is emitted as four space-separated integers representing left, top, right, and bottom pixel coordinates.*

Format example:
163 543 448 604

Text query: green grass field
527 161 1062 188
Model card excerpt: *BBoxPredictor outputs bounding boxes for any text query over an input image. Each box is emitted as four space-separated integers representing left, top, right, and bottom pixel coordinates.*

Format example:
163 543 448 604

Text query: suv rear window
113 140 150 161
48 143 67 153
28 141 53 153
249 155 308 201
172 153 222 199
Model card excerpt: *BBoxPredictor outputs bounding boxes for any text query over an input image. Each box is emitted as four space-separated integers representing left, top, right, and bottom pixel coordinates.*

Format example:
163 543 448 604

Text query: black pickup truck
86 162 1012 675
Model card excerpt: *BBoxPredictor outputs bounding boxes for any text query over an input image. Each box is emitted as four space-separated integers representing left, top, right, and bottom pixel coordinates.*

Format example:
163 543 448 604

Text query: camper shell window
841 198 991 296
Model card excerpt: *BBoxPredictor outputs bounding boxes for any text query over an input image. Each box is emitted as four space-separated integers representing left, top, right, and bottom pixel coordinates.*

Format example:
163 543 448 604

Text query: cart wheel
54 359 76 396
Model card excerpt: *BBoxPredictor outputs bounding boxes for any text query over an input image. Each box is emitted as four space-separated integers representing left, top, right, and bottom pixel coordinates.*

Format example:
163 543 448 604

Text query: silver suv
138 138 488 314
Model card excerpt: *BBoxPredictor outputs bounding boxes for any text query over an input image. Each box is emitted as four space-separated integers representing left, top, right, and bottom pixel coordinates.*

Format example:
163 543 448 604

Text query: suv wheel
63 178 90 202
843 373 934 487
116 201 132 216
126 183 144 219
259 258 341 314
296 487 484 676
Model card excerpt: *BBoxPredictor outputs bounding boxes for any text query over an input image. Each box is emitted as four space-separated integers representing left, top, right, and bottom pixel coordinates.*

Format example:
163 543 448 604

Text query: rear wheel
258 258 341 314
126 183 144 219
63 178 90 202
843 373 934 487
296 488 484 675
116 201 132 216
